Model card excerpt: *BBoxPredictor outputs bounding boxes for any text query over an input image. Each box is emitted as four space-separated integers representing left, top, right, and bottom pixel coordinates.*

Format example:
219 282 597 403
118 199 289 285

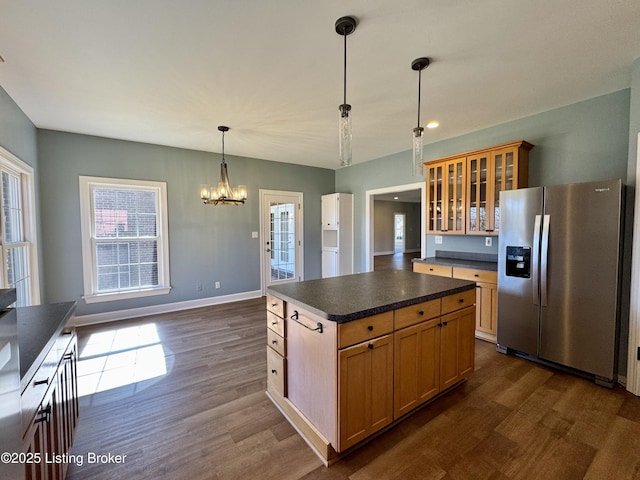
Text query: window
79 176 171 303
0 147 39 307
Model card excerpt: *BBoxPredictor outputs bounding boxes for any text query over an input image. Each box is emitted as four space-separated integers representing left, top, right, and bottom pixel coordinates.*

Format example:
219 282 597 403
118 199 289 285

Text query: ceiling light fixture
336 16 357 167
200 126 247 205
411 57 431 176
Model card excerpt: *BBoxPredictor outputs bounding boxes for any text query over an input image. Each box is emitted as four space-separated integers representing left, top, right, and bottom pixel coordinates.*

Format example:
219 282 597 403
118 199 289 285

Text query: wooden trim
423 140 533 166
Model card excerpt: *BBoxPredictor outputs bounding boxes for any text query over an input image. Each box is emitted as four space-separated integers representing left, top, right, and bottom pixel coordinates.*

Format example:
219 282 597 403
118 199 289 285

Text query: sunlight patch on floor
77 323 168 396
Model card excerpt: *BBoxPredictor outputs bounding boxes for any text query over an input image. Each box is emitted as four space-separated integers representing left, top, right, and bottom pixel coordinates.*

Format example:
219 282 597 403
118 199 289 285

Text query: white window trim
79 176 171 304
0 146 40 305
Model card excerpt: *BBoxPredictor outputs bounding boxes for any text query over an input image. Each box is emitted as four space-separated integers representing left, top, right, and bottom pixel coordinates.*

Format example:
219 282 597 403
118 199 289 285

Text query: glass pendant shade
413 126 424 176
339 104 352 167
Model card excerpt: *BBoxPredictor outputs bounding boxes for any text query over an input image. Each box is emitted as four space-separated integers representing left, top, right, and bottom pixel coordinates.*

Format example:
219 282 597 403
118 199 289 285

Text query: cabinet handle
35 404 52 424
438 322 443 328
271 340 278 345
61 330 73 336
367 325 373 331
418 310 425 316
368 344 374 350
271 320 278 326
459 298 465 303
271 369 277 375
34 378 49 387
63 352 73 360
443 321 448 326
290 311 299 320
474 274 479 277
429 268 434 271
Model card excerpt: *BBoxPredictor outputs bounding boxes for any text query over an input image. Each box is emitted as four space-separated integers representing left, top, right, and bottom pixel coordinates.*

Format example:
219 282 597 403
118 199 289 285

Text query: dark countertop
413 256 498 272
267 270 475 323
18 301 77 388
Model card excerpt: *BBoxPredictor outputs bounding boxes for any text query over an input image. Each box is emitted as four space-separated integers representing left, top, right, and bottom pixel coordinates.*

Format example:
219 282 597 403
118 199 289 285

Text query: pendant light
411 57 431 176
200 126 247 205
335 16 357 167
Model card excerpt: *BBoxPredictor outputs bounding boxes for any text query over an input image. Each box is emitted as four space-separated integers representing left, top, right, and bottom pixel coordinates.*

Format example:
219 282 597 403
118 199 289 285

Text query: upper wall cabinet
426 158 466 235
425 140 533 236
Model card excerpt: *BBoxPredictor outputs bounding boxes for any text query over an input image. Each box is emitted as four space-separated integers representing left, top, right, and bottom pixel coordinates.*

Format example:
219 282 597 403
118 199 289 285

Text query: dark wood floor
374 252 419 271
67 298 640 480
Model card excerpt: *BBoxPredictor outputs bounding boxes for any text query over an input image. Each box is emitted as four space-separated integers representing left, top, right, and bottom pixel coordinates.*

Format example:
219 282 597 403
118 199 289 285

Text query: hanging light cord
221 129 226 164
416 68 422 128
343 32 348 106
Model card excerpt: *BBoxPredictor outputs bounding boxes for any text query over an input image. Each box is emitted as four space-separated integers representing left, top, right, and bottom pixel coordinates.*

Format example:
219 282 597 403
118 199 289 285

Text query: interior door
260 190 304 293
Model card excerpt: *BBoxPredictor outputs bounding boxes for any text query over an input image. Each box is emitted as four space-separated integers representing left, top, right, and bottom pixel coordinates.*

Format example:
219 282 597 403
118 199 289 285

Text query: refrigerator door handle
532 215 542 306
540 214 550 307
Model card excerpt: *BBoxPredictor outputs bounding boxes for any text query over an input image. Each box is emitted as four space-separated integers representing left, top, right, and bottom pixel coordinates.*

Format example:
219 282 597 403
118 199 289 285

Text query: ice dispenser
505 246 531 278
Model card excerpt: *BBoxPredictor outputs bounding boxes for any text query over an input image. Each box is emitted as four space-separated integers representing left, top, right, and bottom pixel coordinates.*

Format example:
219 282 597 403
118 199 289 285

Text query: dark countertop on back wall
267 270 475 323
413 250 498 272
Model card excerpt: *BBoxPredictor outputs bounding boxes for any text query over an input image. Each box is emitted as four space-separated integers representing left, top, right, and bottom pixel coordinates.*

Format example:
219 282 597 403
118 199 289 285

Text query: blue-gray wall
36 130 334 315
337 89 631 268
0 87 45 297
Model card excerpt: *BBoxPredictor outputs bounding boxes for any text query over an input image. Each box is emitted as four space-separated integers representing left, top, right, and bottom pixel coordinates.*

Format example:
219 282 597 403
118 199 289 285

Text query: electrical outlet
485 237 493 247
196 283 203 292
251 231 258 238
435 235 443 245
215 281 221 289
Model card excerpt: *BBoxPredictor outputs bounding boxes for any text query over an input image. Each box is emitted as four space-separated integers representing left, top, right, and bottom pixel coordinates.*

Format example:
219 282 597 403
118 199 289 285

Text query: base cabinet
414 263 498 342
22 330 78 480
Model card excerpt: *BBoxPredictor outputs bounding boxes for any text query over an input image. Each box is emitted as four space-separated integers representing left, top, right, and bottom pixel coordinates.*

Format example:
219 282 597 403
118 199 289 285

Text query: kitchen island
265 270 476 464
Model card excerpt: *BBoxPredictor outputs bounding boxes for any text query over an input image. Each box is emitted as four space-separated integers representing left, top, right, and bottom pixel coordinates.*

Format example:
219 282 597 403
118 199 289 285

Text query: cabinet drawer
413 263 453 278
394 299 441 330
452 267 497 284
338 311 393 349
266 294 285 317
267 328 286 357
266 346 286 397
441 289 476 314
266 311 285 337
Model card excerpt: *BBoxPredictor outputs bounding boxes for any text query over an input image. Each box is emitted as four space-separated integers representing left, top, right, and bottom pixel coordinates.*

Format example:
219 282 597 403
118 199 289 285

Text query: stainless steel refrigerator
497 179 623 386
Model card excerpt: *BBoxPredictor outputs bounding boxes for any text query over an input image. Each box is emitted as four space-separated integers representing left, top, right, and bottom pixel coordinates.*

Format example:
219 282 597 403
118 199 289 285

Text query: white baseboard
373 251 395 256
73 290 263 327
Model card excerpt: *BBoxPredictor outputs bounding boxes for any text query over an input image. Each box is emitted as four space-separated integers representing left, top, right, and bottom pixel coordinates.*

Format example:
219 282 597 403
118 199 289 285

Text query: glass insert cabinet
425 140 533 236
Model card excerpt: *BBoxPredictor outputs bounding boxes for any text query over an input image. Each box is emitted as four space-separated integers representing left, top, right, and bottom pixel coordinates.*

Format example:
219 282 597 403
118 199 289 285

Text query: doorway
259 190 304 294
365 182 425 272
394 213 405 253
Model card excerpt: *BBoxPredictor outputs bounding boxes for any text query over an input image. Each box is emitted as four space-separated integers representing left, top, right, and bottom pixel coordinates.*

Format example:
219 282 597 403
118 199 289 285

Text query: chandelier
200 126 247 205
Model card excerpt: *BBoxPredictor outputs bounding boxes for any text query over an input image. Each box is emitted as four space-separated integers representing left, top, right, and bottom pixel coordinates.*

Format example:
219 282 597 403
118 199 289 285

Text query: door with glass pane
260 190 303 292
1 169 32 306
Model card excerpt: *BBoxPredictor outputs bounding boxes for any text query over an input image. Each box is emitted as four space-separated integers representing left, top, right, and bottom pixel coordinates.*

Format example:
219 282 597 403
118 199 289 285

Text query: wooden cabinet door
491 146 519 234
426 158 466 234
426 163 445 233
439 306 475 390
338 334 393 451
476 282 498 336
394 318 440 419
467 151 492 234
444 158 466 234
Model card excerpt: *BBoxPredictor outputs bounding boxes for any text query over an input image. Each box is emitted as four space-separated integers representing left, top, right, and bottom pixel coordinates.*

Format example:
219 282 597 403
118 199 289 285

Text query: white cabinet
321 193 353 278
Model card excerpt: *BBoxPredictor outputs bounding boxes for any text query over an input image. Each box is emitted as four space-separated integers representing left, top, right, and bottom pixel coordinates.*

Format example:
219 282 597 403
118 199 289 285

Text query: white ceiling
1 1 639 170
